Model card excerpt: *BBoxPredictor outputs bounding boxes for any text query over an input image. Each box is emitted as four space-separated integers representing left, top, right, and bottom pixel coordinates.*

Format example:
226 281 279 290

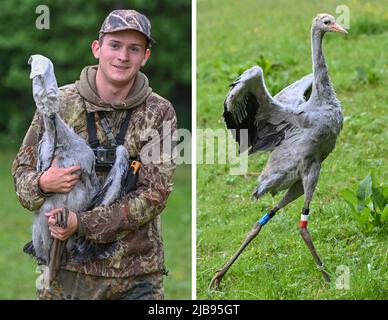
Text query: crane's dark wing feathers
223 92 258 151
68 237 119 264
223 66 313 155
86 179 113 210
251 121 290 153
122 171 138 194
223 66 287 154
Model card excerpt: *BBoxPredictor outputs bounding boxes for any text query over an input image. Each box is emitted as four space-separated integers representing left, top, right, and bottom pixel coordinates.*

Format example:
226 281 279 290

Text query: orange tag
130 160 142 174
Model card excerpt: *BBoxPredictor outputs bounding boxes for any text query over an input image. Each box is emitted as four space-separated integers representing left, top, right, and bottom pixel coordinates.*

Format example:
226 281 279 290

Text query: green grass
0 149 191 300
197 0 388 299
163 164 192 299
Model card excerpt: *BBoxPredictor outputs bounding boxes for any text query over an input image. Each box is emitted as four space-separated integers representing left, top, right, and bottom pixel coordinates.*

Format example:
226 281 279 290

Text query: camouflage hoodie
12 66 177 277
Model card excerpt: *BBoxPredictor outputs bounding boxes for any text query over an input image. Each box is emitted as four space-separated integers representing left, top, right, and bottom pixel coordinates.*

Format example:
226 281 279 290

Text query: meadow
197 0 388 299
0 149 191 300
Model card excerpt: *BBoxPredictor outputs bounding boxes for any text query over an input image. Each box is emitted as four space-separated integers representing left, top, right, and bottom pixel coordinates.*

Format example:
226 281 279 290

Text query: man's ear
91 40 100 59
141 48 151 67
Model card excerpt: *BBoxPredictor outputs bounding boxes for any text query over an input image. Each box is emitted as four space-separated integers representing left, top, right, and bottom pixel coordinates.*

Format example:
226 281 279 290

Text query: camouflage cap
99 10 155 45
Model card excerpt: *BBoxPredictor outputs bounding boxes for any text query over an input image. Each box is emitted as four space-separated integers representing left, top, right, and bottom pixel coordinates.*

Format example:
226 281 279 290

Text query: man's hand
46 208 78 241
39 158 81 193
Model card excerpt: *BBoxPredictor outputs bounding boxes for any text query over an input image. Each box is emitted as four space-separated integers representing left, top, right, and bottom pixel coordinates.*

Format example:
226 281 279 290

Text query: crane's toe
209 272 223 290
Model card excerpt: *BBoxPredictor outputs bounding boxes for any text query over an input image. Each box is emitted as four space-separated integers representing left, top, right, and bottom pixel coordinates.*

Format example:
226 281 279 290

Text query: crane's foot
209 269 226 290
300 227 331 283
318 265 331 283
208 222 264 291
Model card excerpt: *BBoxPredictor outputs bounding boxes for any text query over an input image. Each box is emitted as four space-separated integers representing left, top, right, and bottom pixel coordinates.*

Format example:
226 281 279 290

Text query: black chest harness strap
87 109 133 147
86 109 141 173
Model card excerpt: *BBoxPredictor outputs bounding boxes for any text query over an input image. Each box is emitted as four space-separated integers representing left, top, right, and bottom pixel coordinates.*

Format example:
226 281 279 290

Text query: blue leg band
258 213 271 225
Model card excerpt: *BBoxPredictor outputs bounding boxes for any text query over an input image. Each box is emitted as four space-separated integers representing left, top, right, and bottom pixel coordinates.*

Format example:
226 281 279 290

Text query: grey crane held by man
209 14 347 289
26 55 135 285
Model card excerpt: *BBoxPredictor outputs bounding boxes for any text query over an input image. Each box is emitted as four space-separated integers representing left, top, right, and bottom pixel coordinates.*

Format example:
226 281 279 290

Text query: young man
12 9 177 300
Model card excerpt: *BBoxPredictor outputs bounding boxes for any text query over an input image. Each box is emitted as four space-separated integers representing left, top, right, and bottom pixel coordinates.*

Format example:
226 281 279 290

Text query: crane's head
28 54 60 116
313 13 348 34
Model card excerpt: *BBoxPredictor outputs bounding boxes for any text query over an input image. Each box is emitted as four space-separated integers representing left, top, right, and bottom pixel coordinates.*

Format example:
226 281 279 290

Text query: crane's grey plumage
27 55 131 282
210 14 346 289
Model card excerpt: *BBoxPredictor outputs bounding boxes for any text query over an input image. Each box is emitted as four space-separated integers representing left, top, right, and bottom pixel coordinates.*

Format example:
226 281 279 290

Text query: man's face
92 30 151 87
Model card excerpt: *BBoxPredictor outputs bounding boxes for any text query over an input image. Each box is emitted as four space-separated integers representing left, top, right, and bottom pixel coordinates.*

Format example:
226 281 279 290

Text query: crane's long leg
209 181 304 289
48 208 69 284
48 239 66 284
300 162 330 282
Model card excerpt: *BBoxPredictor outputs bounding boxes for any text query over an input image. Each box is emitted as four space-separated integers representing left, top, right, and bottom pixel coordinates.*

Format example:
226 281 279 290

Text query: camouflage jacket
12 68 177 278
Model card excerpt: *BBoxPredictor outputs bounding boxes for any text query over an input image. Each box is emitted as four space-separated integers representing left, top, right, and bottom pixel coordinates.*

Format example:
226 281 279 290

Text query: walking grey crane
26 55 133 284
209 14 347 289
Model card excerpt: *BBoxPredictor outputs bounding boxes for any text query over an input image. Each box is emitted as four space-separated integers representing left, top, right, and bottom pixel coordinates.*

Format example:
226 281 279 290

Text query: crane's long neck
43 114 57 142
43 113 71 147
311 27 335 102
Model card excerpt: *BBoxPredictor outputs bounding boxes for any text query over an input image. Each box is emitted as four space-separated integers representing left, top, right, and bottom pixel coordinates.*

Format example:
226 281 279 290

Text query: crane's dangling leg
48 208 69 284
300 162 330 283
209 181 304 289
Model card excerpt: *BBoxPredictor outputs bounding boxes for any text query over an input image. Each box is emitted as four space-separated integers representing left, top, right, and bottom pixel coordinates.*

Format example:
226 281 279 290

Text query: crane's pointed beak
330 22 348 34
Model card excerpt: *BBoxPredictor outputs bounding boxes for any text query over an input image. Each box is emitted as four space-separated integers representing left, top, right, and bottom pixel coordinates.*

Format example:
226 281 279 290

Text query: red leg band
299 220 308 228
